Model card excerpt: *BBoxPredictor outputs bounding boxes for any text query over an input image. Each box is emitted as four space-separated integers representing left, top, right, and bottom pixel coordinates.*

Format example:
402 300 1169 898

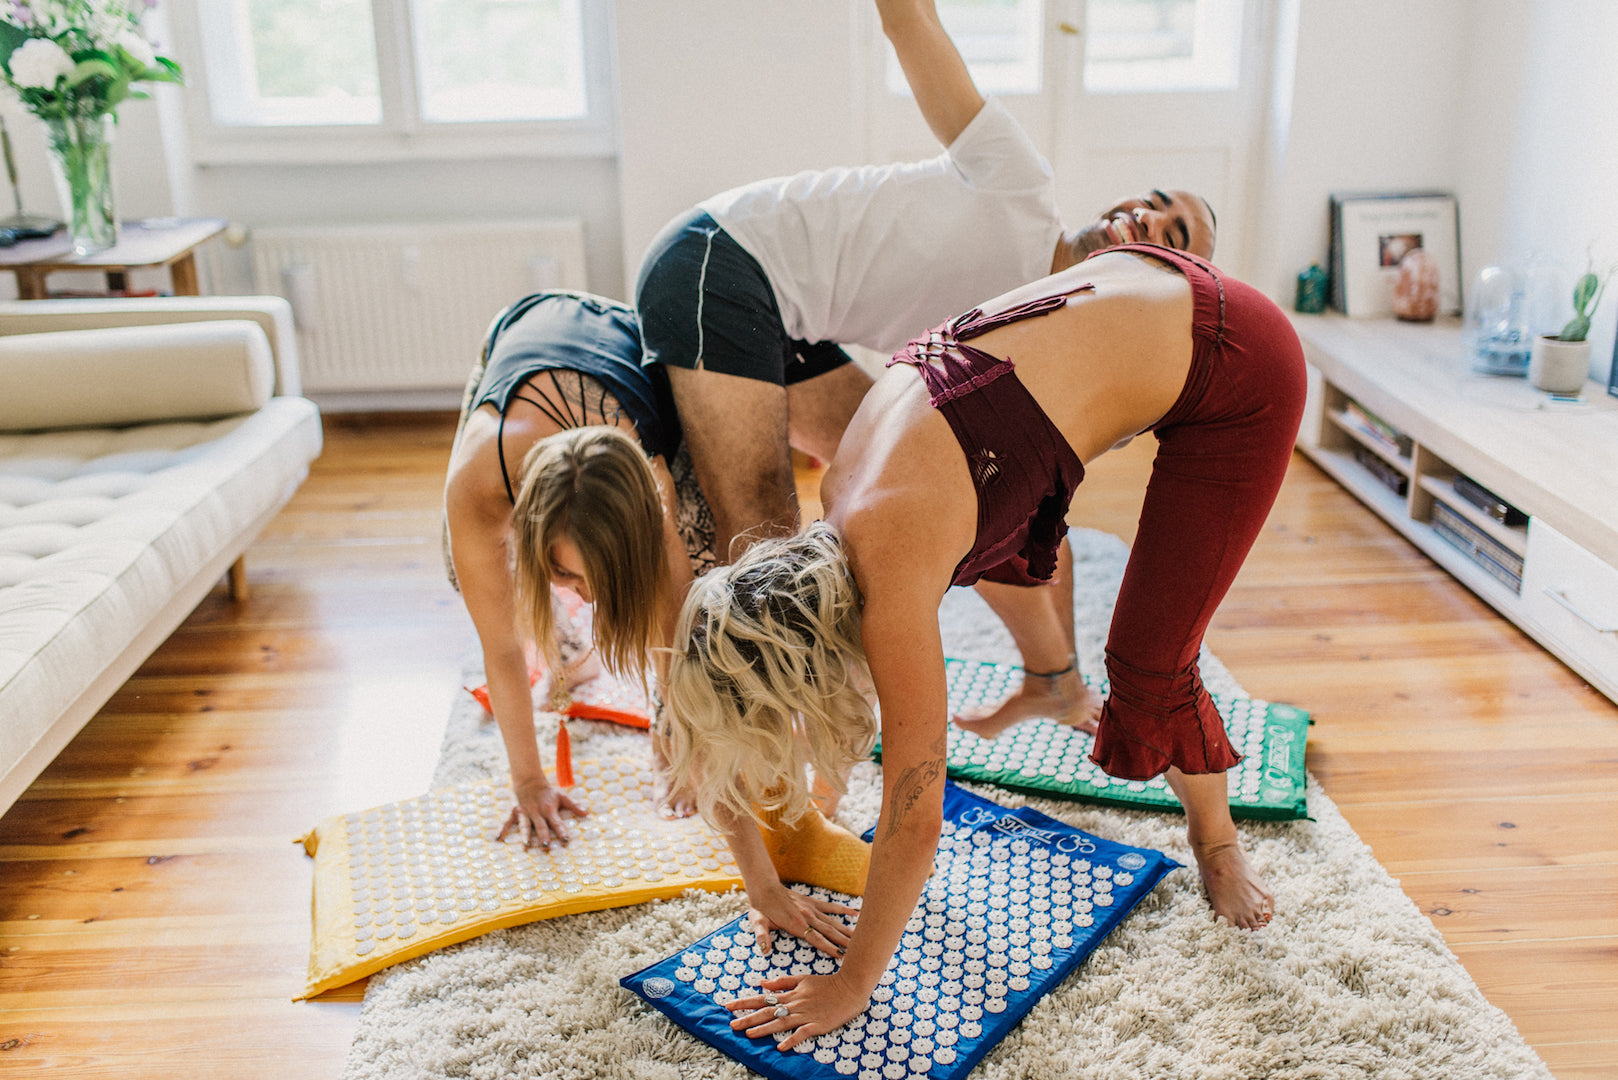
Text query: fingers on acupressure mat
621 783 1178 1080
933 658 1312 820
297 757 741 999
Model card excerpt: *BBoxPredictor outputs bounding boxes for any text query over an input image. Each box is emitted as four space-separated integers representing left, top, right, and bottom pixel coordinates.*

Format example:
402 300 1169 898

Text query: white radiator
248 220 588 394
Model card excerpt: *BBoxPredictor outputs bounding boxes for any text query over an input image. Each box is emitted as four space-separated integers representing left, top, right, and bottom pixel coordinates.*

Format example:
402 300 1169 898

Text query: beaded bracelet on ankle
1023 656 1078 683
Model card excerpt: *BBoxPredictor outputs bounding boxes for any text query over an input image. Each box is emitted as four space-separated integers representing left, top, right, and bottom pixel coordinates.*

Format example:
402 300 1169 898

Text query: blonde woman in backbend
663 243 1307 1050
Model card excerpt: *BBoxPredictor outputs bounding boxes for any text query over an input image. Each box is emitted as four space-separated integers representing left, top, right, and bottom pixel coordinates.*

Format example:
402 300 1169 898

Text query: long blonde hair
663 520 876 828
511 426 668 682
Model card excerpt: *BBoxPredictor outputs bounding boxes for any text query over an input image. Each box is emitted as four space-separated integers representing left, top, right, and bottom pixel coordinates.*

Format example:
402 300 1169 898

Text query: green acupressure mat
879 658 1312 821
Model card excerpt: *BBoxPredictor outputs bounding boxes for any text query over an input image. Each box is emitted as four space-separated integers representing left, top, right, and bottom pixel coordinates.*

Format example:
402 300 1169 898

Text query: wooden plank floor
2 412 1614 1079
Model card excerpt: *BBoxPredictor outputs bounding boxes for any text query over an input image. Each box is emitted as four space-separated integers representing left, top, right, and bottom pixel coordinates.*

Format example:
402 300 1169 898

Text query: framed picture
1609 321 1618 399
1329 192 1461 317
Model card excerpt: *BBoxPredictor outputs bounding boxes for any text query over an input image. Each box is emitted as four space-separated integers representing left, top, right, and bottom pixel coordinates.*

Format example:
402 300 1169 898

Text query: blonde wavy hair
511 426 668 682
663 520 876 829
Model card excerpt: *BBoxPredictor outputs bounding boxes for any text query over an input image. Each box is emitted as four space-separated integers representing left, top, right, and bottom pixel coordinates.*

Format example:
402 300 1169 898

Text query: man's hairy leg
665 365 798 564
786 362 876 463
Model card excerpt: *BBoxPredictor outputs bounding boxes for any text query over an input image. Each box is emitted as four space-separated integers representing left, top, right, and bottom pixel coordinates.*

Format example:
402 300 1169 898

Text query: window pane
887 0 1044 97
1084 0 1242 92
199 0 382 126
410 0 587 123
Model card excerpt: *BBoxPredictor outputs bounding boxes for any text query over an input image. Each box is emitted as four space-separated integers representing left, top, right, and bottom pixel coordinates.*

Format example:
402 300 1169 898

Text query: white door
863 0 1271 276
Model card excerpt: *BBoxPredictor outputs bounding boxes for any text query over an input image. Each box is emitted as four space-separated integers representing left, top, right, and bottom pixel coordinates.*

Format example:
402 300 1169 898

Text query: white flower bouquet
0 2 183 253
0 0 181 121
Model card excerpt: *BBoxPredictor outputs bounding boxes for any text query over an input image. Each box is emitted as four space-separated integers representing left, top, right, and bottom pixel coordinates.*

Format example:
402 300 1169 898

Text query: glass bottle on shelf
1464 265 1531 376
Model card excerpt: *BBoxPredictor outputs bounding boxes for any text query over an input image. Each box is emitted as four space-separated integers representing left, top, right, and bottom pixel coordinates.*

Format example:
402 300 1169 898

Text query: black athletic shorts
634 208 852 386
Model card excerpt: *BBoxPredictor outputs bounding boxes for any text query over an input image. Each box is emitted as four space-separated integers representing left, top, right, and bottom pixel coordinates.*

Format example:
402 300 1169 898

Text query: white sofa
0 297 323 816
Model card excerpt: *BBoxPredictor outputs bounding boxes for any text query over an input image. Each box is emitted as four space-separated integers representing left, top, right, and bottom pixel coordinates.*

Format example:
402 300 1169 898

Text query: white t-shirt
698 98 1063 356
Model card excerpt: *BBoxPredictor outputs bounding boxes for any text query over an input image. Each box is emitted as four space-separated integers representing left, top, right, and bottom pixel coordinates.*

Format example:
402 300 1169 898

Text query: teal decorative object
1295 263 1329 314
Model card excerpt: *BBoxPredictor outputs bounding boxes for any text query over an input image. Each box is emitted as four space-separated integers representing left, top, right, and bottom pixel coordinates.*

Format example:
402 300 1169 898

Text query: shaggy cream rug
340 529 1552 1080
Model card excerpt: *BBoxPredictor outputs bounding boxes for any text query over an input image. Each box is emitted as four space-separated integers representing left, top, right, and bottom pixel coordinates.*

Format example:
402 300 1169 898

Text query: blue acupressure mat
621 783 1179 1080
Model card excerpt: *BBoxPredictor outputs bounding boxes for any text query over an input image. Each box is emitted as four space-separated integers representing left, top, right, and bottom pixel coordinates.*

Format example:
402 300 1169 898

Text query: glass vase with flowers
0 1 181 256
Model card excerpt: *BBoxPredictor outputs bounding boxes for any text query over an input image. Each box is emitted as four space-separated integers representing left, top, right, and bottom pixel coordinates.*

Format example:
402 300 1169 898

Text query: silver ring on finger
764 993 779 1006
772 1005 789 1019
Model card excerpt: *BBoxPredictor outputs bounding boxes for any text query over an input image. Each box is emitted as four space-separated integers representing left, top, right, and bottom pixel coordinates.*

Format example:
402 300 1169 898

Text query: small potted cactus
1530 250 1614 394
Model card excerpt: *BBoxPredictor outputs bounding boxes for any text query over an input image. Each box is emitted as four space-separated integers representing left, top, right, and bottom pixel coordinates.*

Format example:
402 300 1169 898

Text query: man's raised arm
875 0 987 147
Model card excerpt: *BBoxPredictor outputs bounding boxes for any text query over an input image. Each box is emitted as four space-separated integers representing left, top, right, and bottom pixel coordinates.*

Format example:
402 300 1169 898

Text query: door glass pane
199 0 382 126
887 0 1044 97
410 0 588 123
1084 0 1242 92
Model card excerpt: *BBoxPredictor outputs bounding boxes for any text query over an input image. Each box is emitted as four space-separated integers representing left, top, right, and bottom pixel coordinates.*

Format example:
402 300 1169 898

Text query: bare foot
1190 835 1273 930
953 668 1103 740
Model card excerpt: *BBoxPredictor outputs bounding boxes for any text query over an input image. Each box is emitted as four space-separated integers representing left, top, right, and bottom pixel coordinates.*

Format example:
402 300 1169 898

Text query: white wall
188 155 625 299
1251 0 1470 302
1256 0 1618 383
1451 0 1532 293
0 107 626 304
1467 0 1618 378
614 0 864 298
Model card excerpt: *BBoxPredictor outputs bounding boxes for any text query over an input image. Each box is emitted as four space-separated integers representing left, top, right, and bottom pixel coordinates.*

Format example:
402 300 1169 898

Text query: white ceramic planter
1528 335 1592 394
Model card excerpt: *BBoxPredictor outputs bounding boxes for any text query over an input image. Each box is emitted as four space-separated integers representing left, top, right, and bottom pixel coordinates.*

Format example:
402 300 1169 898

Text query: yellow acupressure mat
296 757 745 999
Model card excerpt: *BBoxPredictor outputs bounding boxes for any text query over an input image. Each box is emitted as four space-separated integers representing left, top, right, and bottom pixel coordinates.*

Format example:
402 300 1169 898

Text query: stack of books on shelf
1430 476 1528 593
1352 445 1409 496
1340 401 1413 457
1450 474 1529 526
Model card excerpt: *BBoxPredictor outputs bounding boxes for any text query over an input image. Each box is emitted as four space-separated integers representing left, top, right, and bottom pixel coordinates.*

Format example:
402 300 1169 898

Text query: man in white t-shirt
636 0 1216 565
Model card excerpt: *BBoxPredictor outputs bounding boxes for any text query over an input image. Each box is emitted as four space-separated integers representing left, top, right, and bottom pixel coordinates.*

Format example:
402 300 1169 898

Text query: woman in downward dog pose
446 292 878 906
661 243 1307 1048
443 291 716 849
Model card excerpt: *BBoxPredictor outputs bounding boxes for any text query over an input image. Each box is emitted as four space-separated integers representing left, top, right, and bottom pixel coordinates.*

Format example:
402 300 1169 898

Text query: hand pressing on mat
652 773 697 820
748 885 858 959
726 973 867 1051
497 775 588 851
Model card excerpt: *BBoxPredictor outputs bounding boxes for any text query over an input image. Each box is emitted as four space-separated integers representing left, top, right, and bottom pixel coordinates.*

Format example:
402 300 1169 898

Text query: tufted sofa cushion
0 321 274 432
0 398 322 786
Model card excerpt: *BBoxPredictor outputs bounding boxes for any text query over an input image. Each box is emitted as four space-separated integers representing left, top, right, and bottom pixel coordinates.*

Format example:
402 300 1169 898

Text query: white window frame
1082 0 1245 94
164 0 618 165
884 0 1048 99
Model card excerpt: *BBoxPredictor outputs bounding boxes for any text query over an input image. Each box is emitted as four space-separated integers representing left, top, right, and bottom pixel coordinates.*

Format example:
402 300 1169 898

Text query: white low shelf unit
1291 313 1618 705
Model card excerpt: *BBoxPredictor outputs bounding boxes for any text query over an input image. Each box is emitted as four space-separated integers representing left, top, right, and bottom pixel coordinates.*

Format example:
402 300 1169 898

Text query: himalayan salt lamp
1393 247 1440 321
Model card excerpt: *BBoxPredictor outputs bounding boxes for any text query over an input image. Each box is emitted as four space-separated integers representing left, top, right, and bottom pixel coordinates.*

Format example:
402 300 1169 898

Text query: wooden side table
0 216 227 299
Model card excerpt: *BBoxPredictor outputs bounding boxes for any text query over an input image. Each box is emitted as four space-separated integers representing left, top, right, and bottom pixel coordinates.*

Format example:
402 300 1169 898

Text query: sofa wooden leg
228 556 249 602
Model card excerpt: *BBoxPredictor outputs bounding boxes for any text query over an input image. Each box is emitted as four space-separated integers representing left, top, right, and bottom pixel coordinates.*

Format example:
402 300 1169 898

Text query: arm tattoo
884 732 948 840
